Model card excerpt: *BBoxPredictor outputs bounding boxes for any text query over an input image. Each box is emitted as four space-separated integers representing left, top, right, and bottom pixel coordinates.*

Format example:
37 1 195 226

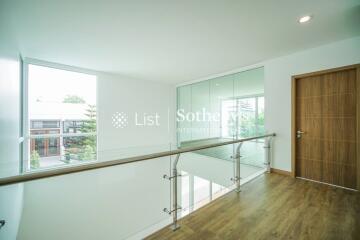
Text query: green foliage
81 105 96 132
30 150 40 169
78 145 96 161
62 105 97 161
227 111 265 138
258 112 264 125
63 95 86 104
79 104 97 160
80 104 97 147
64 152 71 163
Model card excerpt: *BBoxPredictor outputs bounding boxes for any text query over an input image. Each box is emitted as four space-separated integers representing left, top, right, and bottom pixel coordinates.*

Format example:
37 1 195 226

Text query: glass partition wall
177 67 264 143
176 67 266 209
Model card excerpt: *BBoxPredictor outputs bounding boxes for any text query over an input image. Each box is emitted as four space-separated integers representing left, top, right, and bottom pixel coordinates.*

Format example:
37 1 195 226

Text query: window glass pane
234 67 264 97
181 171 190 215
221 99 237 138
177 86 192 143
193 176 210 209
257 97 265 135
210 75 234 138
211 182 227 200
31 121 43 129
177 67 264 145
30 137 60 169
237 97 256 138
27 64 97 171
48 137 59 155
63 120 88 133
28 136 97 170
42 120 60 128
63 136 97 161
191 81 210 140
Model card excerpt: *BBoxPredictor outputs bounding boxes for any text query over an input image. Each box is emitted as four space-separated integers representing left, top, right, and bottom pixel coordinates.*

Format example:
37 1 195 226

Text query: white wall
0 13 24 240
265 36 360 171
0 55 20 178
0 184 23 240
0 55 24 239
17 156 172 240
97 73 175 154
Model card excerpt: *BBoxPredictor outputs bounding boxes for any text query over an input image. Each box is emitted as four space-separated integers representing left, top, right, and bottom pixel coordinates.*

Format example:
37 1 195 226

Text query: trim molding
270 168 292 176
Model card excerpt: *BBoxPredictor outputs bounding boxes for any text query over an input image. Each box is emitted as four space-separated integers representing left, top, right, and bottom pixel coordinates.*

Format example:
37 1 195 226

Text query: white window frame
20 58 99 172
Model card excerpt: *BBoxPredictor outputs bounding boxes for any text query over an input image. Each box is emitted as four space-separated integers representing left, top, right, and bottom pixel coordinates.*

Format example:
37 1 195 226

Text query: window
63 120 86 133
31 120 60 129
23 62 97 171
221 95 265 139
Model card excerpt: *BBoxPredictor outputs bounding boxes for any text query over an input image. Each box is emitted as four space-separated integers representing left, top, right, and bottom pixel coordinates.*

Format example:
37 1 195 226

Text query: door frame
291 64 360 190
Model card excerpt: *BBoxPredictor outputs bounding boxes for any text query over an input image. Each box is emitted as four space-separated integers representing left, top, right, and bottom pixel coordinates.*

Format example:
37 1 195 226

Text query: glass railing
0 134 275 240
176 146 236 216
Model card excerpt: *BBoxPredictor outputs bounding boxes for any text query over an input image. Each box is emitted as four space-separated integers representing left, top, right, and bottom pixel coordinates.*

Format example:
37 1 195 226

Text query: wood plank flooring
146 173 360 240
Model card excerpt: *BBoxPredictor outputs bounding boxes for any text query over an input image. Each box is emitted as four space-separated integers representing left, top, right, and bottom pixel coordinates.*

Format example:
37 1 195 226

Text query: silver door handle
297 130 305 138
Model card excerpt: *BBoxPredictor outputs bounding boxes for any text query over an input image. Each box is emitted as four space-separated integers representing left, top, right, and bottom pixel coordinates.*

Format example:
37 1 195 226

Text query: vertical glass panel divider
264 137 273 173
162 153 181 231
230 142 243 192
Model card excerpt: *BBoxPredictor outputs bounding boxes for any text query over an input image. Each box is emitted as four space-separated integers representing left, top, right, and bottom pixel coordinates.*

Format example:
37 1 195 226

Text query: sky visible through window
28 64 96 105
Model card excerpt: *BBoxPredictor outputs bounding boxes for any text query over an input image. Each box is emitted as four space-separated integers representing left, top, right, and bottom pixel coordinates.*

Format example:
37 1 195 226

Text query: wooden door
294 65 360 189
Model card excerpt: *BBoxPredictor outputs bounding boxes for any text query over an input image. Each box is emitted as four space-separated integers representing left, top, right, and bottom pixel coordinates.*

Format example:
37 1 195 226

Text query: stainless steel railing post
264 137 273 173
163 153 181 230
171 153 181 231
235 142 243 192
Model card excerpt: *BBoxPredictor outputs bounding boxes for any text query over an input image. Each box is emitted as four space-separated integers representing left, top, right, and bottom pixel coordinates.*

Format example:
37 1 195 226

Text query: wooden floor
146 173 360 240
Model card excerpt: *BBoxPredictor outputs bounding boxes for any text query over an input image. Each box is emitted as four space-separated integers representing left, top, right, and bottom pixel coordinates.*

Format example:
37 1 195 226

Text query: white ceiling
2 0 360 84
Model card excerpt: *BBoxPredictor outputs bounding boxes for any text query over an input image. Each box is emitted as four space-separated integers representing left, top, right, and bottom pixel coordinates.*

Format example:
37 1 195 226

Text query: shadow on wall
0 184 24 240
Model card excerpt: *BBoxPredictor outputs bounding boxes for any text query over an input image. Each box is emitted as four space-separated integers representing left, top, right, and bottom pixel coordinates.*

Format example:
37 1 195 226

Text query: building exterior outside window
24 62 97 171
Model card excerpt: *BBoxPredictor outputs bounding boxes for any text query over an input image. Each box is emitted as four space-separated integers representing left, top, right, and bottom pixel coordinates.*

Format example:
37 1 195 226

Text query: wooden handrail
0 133 275 186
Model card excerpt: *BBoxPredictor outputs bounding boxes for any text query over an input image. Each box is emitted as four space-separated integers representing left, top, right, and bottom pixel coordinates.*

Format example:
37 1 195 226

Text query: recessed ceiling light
298 15 312 23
